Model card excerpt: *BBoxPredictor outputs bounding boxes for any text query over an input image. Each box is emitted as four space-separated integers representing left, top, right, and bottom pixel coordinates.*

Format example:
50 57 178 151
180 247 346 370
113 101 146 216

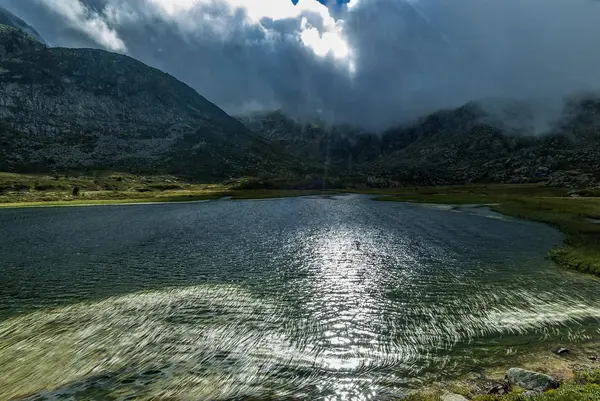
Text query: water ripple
1 195 600 400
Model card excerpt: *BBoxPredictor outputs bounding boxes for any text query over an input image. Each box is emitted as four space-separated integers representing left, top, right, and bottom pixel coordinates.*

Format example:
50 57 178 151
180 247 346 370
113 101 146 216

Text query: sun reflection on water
2 196 600 400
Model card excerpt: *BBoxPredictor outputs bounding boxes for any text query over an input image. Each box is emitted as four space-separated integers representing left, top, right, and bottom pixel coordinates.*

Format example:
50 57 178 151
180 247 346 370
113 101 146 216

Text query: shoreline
2 185 599 277
410 339 600 400
2 185 599 276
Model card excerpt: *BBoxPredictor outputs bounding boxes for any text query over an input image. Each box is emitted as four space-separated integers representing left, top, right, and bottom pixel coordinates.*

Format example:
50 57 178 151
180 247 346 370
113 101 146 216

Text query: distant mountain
0 7 45 44
0 11 597 188
0 24 306 180
241 98 600 187
239 111 381 170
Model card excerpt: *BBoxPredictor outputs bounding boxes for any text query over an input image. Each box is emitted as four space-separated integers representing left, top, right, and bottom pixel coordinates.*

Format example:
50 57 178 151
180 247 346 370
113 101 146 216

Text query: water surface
1 195 600 400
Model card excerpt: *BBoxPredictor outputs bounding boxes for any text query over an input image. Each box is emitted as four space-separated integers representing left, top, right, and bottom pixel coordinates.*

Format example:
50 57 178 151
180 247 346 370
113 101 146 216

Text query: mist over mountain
2 0 600 131
0 1 598 188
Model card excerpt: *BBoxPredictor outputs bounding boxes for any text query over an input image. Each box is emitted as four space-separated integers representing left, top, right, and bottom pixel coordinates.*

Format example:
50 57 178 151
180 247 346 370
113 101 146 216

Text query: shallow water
1 194 599 400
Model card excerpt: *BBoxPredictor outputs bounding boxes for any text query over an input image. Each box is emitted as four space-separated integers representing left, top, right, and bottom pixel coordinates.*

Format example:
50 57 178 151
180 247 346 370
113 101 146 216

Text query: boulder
507 368 558 391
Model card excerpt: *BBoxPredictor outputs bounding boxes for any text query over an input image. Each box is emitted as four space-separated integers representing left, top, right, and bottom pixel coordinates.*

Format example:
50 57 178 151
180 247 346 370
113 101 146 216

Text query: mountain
241 98 600 188
0 7 45 44
238 111 381 170
0 14 597 188
0 24 304 180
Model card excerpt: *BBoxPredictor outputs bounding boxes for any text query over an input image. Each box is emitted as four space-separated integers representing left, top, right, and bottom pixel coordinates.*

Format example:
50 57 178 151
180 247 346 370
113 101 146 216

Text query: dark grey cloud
2 0 600 131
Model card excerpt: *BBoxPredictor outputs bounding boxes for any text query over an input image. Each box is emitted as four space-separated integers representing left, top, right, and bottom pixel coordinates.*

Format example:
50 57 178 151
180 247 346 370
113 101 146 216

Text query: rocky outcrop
506 368 559 392
0 25 302 180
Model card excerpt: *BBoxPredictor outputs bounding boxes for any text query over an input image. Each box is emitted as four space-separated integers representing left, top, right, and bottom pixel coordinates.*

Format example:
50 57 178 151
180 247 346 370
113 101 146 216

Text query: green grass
471 384 600 401
0 172 335 208
404 369 600 401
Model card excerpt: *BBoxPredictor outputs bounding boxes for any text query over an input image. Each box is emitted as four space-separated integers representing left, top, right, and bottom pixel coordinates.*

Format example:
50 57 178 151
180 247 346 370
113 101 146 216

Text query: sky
2 0 600 130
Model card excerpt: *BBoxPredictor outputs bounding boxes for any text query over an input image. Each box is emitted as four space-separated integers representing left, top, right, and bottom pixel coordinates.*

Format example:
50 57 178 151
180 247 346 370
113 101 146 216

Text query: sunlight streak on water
1 196 600 400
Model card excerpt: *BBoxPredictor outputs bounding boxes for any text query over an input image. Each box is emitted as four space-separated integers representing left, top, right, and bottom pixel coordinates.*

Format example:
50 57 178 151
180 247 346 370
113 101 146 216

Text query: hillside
0 24 305 181
238 111 380 169
241 99 600 188
0 16 597 188
0 7 45 44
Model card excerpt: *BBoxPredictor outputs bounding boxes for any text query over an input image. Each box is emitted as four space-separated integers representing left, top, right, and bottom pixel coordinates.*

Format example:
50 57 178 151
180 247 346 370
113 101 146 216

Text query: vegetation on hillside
405 368 600 401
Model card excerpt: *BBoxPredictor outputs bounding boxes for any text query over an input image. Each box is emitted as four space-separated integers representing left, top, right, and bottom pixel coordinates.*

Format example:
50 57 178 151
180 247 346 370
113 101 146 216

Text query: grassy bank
0 172 331 207
360 184 600 277
407 368 600 401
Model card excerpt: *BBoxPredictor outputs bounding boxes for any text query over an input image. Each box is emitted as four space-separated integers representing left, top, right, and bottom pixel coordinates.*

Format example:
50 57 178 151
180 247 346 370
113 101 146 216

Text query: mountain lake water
1 194 600 400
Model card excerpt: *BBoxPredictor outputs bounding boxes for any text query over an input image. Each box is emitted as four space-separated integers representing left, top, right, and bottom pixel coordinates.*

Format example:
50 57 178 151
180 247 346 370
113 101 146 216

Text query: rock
523 390 540 397
555 347 570 355
507 368 559 392
487 383 509 395
441 393 469 401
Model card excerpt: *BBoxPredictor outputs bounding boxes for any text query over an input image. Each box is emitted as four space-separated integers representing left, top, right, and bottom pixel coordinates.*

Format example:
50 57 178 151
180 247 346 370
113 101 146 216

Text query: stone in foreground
441 393 469 401
507 368 558 392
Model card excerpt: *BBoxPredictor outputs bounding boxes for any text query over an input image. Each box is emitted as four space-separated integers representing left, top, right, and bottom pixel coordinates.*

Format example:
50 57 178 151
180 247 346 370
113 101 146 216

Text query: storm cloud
2 0 600 130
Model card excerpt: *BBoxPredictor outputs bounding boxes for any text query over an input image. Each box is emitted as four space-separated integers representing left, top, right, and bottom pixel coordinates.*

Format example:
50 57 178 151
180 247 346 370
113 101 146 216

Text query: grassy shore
0 172 330 208
406 367 600 401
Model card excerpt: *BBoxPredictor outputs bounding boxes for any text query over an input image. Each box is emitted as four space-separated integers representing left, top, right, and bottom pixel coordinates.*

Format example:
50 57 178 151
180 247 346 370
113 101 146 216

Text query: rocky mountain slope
238 111 380 169
374 99 600 187
0 24 304 181
241 98 600 187
0 7 45 44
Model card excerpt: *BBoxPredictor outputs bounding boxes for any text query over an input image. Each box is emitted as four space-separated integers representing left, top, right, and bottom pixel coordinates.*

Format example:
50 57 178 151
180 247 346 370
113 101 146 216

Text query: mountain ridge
0 6 45 44
239 98 600 187
0 24 309 181
0 16 598 189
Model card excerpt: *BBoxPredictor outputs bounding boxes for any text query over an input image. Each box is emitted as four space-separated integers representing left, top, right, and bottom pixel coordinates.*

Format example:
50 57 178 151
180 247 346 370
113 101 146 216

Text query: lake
1 195 600 400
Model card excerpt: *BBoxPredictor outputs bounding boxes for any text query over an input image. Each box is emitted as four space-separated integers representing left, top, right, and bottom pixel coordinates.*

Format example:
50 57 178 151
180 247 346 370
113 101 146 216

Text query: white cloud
43 0 126 52
147 0 353 64
4 0 600 130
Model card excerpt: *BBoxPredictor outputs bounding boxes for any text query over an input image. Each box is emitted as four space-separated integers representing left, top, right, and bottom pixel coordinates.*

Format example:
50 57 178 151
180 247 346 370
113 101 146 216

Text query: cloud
2 0 600 131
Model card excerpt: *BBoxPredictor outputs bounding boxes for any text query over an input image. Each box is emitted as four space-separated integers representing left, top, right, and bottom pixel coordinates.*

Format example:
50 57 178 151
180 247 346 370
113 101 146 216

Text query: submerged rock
507 368 558 391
